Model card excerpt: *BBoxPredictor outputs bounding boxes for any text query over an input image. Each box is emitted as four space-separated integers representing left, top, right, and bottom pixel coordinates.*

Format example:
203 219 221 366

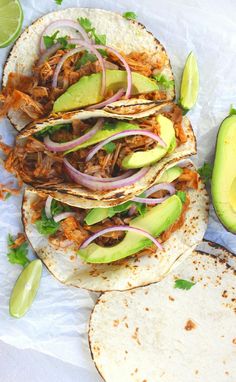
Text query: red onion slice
64 158 149 191
37 43 62 66
133 183 176 205
94 44 132 99
86 89 125 110
52 39 106 95
54 212 76 222
45 196 53 218
80 226 163 250
40 19 91 52
44 119 104 152
86 130 166 162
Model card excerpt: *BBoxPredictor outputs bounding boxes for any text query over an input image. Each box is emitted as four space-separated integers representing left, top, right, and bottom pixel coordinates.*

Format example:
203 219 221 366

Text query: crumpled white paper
0 0 235 379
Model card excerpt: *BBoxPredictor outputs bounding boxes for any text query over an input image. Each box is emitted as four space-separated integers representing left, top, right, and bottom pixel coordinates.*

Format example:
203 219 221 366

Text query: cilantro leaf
78 17 107 49
176 191 186 204
102 122 117 130
35 123 71 138
153 73 174 90
112 201 133 214
103 142 116 153
174 279 195 290
57 36 75 50
55 0 63 4
51 199 71 216
35 210 59 235
198 162 213 184
123 11 137 20
76 51 97 69
43 30 59 49
4 192 11 200
7 234 30 267
78 17 94 33
229 104 236 116
135 202 147 216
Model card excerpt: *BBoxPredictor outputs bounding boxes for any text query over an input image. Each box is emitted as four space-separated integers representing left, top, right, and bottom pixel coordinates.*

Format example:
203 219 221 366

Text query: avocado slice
53 70 159 113
122 115 176 169
65 121 140 155
78 195 183 263
212 115 236 233
84 166 183 226
157 166 183 183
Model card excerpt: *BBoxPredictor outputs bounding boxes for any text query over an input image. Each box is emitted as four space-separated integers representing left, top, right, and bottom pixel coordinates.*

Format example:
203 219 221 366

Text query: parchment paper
0 0 235 379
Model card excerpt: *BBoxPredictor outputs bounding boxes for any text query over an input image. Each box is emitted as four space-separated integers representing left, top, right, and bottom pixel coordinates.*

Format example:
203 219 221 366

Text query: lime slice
180 51 199 111
0 0 23 48
9 259 42 318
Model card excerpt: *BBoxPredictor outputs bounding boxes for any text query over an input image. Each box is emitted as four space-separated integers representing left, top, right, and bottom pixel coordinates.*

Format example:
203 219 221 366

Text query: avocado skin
53 70 159 113
78 195 183 263
212 115 236 234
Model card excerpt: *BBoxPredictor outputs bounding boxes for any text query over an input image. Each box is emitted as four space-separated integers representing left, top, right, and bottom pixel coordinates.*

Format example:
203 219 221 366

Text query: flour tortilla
22 162 208 292
89 241 236 381
3 8 174 131
20 104 196 209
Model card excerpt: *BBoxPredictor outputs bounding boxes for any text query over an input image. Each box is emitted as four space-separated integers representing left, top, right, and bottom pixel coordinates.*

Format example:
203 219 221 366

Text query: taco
22 161 208 291
1 8 174 131
89 241 236 382
4 103 196 208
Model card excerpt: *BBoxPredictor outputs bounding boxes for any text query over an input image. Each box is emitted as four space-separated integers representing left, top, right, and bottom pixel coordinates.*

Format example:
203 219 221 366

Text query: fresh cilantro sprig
35 123 71 138
198 162 213 184
229 104 236 116
176 191 186 204
153 73 174 90
55 0 63 4
174 279 195 290
122 11 137 21
35 199 71 235
76 51 98 69
78 17 107 57
4 192 11 200
43 32 75 50
7 234 30 267
103 142 116 154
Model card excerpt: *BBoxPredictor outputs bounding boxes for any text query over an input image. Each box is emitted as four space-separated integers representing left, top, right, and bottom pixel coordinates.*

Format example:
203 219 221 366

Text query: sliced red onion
86 130 166 162
133 183 176 205
53 212 76 222
80 226 163 250
128 204 137 216
45 196 53 218
44 119 104 152
37 43 62 66
86 89 125 110
59 239 74 248
94 44 132 99
64 158 149 191
52 39 106 95
40 19 91 52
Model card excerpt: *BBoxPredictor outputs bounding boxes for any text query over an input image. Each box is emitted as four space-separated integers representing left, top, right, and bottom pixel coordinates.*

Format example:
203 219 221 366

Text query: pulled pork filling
30 167 199 253
1 105 186 184
0 48 169 122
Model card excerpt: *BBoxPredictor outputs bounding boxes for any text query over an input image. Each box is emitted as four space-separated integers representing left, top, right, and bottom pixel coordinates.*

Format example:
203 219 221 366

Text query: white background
0 0 236 381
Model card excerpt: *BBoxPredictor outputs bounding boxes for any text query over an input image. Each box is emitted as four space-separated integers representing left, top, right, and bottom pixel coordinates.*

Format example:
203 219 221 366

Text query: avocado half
211 114 236 233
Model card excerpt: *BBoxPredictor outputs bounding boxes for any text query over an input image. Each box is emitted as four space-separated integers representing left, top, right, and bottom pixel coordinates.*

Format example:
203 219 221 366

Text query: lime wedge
180 51 199 111
0 0 23 48
9 259 42 318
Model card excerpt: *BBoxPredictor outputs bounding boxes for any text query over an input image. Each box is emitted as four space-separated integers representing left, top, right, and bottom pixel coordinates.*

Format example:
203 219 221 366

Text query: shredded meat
31 196 47 223
60 216 89 246
176 168 199 190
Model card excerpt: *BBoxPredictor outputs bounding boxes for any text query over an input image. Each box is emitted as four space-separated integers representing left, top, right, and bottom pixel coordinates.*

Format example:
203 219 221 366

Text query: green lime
9 259 42 318
0 0 23 48
179 51 199 112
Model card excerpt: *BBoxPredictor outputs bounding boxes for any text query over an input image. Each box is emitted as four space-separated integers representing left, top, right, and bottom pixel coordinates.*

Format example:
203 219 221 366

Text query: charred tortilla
3 8 174 131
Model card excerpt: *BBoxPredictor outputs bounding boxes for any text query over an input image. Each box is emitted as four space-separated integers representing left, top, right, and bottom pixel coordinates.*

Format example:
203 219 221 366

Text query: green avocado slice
78 195 183 263
122 114 176 169
212 114 236 233
65 121 140 155
53 70 159 113
84 166 183 226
